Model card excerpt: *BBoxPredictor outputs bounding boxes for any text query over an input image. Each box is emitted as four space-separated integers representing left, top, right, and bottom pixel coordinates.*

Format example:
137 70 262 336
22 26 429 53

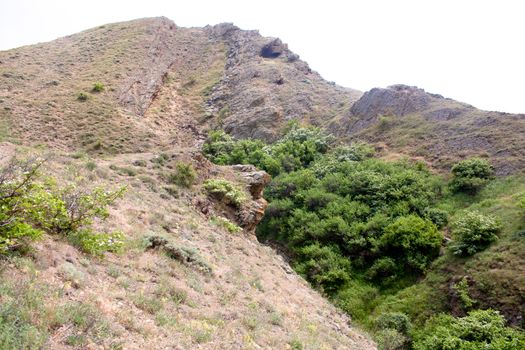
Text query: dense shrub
169 162 197 188
203 125 334 176
259 158 443 285
413 309 525 350
379 215 442 272
423 207 448 229
375 312 412 335
0 159 46 252
449 158 494 193
294 243 351 295
450 210 501 256
0 158 125 256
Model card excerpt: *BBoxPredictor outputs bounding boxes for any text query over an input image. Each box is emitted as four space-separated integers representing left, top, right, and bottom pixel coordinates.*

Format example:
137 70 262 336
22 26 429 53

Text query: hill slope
0 18 376 349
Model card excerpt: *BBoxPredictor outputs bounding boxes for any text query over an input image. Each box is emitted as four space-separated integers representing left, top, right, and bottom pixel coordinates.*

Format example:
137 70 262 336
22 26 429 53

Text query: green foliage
77 92 88 101
202 125 334 176
68 230 125 256
413 309 525 350
449 158 494 194
423 207 448 229
452 277 474 310
376 329 408 350
380 215 442 272
211 216 242 233
375 312 412 335
450 210 501 256
91 82 105 92
1 159 46 252
0 158 125 256
203 179 246 207
259 158 443 288
294 243 351 295
169 162 197 188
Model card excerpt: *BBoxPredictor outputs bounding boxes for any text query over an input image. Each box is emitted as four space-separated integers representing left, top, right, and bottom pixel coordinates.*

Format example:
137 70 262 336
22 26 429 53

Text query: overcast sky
1 0 524 113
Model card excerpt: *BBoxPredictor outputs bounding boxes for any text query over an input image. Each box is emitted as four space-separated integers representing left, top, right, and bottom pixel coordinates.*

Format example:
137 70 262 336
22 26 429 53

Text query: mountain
2 17 522 174
0 16 524 349
0 17 375 349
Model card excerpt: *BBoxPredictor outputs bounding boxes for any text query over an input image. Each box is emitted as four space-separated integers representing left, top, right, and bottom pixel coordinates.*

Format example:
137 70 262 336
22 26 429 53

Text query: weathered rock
233 165 272 199
350 84 435 119
238 197 268 232
260 38 287 58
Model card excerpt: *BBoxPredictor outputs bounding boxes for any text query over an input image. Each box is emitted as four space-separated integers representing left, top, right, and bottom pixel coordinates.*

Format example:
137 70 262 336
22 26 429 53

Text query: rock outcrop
232 165 271 231
350 84 435 119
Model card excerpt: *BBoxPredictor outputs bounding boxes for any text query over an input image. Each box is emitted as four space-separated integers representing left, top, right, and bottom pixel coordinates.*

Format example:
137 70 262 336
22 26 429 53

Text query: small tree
450 210 501 256
449 158 494 194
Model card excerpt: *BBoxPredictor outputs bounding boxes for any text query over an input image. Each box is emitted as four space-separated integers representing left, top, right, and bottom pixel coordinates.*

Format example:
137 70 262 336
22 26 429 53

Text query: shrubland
203 125 525 349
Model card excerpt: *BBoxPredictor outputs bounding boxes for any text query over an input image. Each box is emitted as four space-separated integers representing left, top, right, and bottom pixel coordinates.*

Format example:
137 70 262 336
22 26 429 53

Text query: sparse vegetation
92 82 105 92
77 92 88 101
0 158 125 256
211 216 242 233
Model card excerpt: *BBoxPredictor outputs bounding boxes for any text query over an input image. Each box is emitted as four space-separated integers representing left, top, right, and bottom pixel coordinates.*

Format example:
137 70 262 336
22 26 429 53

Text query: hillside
1 16 524 350
2 17 522 174
0 17 376 349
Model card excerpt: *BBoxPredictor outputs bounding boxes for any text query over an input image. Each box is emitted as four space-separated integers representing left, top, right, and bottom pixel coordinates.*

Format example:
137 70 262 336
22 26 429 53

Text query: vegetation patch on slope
203 124 525 349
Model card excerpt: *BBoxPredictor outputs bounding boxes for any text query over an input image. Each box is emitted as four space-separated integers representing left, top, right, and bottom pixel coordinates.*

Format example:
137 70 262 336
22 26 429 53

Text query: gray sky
1 0 524 113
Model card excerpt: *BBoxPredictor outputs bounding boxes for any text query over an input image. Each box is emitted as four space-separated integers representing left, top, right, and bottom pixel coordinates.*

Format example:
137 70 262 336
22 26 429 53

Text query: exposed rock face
204 24 362 142
232 164 271 231
232 164 271 199
260 38 287 58
350 84 435 119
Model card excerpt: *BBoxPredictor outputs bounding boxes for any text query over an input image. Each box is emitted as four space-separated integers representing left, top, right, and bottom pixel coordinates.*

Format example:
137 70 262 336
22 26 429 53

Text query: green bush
0 159 46 252
376 329 408 350
211 216 242 233
202 125 333 176
450 210 501 256
413 309 525 350
449 158 494 194
91 82 105 92
379 215 442 272
68 230 125 256
0 158 125 256
423 207 448 229
203 179 246 207
169 162 197 188
375 312 412 335
294 243 351 295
